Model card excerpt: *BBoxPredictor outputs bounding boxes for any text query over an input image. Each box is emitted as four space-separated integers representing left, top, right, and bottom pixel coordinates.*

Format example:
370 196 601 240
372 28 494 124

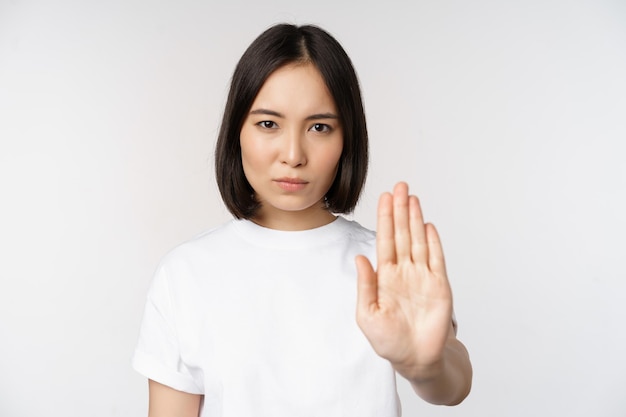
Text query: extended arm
355 182 472 405
395 324 472 405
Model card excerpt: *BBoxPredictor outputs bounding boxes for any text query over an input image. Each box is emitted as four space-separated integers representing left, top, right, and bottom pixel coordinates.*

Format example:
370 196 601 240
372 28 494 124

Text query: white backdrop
1 0 625 416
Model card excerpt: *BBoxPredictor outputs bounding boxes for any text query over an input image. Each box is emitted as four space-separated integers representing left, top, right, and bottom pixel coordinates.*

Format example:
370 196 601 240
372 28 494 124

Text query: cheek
316 144 343 185
240 132 265 172
241 152 264 186
240 145 254 169
326 141 344 173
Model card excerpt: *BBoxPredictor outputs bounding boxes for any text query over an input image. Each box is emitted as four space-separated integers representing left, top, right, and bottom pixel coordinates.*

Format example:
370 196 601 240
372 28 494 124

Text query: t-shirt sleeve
132 264 203 394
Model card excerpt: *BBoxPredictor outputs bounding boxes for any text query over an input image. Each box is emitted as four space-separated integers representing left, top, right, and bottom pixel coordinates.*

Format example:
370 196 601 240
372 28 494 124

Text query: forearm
395 338 472 406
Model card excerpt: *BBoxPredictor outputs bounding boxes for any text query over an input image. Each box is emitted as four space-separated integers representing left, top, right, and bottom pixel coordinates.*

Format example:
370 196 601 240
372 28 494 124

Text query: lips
274 177 308 191
275 177 307 184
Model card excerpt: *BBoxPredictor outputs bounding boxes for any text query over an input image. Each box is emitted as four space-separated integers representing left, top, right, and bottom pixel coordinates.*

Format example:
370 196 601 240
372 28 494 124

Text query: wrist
392 357 445 384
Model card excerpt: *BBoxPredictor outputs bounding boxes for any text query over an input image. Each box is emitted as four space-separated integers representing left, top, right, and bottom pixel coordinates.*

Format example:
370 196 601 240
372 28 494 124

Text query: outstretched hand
355 182 454 380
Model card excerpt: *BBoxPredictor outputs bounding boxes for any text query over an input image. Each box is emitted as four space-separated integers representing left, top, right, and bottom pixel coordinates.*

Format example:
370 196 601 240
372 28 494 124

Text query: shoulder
335 217 377 257
164 220 237 258
154 220 240 277
146 220 241 298
338 217 376 242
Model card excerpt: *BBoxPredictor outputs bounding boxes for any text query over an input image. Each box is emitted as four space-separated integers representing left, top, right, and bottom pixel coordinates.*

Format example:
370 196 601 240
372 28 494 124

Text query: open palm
355 182 454 375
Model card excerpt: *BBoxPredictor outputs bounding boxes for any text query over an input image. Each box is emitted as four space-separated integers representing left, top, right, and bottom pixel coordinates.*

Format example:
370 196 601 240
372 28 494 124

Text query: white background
1 0 625 416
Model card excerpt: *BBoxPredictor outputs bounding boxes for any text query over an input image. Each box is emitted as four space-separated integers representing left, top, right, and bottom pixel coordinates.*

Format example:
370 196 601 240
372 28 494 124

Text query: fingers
376 191 395 265
379 182 429 264
393 182 412 261
409 194 428 264
355 255 377 314
378 182 442 271
425 222 447 276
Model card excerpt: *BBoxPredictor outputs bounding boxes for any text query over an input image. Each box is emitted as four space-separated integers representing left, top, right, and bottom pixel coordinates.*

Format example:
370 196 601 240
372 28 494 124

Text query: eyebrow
249 108 339 120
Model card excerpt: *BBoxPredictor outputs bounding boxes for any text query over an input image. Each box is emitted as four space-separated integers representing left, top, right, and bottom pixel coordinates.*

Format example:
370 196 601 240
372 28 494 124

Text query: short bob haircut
215 23 368 219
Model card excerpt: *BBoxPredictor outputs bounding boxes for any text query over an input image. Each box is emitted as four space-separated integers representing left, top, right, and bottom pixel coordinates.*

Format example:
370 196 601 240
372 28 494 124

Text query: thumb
355 255 377 317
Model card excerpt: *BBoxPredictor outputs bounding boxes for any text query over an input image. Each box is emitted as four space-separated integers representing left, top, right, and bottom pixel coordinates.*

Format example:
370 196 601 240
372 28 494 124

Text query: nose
280 130 307 167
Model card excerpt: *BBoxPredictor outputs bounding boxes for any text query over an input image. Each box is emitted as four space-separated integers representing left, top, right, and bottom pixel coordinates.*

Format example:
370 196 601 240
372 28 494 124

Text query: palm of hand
356 182 453 374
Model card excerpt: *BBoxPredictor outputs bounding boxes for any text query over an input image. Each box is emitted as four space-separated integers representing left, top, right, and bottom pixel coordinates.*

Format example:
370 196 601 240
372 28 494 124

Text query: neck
251 208 336 231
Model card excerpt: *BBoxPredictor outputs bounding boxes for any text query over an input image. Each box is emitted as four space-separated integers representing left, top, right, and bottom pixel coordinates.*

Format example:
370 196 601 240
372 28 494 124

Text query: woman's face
240 63 343 231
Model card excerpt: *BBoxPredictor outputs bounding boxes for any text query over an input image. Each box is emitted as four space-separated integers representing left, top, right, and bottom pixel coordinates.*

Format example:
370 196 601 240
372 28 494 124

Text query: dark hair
215 23 368 219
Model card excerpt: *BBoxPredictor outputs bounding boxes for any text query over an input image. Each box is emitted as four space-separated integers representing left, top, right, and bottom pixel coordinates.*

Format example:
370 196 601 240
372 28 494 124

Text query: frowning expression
240 63 343 230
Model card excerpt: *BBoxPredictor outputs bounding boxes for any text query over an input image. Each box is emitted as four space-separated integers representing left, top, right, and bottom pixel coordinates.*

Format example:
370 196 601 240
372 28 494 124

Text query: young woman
133 23 472 416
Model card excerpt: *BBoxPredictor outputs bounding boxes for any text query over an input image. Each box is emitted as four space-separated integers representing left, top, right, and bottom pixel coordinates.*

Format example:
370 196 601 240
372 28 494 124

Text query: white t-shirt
133 216 401 416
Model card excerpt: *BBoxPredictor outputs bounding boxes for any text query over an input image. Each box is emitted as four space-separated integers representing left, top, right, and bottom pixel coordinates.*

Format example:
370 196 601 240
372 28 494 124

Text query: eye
310 123 331 133
257 120 278 129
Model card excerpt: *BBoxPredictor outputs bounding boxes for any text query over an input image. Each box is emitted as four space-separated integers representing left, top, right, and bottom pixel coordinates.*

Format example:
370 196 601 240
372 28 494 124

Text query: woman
133 23 472 416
